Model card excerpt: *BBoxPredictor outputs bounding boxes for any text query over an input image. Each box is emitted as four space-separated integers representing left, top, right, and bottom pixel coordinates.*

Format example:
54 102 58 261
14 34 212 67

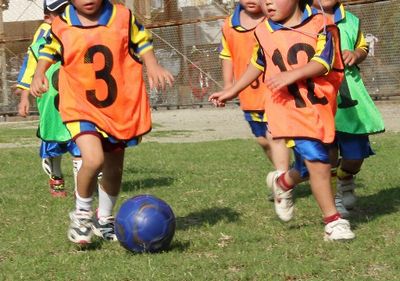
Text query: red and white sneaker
49 176 67 197
324 218 355 241
267 171 294 222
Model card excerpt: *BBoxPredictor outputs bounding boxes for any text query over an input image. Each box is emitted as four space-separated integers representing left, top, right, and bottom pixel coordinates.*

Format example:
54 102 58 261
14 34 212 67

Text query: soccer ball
115 194 176 253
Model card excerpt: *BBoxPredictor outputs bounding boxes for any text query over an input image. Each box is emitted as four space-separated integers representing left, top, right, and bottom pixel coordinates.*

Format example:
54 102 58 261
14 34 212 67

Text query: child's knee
82 155 104 172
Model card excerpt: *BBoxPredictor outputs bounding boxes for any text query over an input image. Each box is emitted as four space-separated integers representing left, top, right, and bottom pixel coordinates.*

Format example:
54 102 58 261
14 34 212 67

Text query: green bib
30 38 72 142
335 11 385 134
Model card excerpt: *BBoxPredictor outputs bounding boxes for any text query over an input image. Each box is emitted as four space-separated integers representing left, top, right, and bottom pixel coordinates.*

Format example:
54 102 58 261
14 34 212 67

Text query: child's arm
342 31 368 66
209 63 262 107
219 32 234 89
342 48 367 66
221 59 234 90
265 29 338 92
30 60 53 97
17 90 31 117
265 61 327 92
141 50 174 91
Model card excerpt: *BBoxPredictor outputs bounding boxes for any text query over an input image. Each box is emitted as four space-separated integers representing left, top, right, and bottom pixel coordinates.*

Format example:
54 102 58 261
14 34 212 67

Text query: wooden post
0 0 9 106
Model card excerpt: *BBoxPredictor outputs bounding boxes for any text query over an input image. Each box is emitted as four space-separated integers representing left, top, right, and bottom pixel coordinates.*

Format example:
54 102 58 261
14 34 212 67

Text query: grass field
0 124 399 280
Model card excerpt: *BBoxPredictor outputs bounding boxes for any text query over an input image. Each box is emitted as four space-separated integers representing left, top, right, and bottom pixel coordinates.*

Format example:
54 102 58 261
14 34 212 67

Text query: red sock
324 213 341 224
277 173 294 191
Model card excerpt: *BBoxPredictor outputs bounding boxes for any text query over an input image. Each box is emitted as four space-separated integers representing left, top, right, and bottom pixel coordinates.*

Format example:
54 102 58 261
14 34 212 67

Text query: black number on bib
338 75 358 108
271 43 328 108
51 69 60 111
84 45 117 108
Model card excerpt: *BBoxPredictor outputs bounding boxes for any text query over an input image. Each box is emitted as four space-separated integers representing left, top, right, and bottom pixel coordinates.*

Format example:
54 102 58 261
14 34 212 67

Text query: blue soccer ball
115 194 176 253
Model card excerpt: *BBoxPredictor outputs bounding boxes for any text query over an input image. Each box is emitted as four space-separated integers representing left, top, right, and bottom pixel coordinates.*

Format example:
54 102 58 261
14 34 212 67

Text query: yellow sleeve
311 32 334 72
16 23 51 90
355 31 368 54
16 50 38 90
250 42 265 72
130 15 153 57
38 33 62 63
219 34 232 60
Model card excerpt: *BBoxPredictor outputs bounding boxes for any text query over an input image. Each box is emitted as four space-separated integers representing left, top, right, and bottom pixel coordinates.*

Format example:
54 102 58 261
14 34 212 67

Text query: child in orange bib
219 0 291 200
31 0 174 245
210 0 355 241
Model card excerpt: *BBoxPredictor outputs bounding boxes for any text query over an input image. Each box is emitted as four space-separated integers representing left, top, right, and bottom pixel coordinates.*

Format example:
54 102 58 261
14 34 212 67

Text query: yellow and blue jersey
331 3 368 53
39 1 153 63
16 22 51 90
250 6 336 73
218 4 248 60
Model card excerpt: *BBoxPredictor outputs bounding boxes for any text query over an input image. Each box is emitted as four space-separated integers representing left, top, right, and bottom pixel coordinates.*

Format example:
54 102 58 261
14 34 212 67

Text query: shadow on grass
348 185 400 228
121 176 175 192
176 207 240 231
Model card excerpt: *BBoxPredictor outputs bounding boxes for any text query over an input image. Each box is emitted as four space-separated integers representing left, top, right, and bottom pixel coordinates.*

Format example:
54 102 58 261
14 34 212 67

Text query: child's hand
265 71 297 92
208 89 235 107
30 73 49 97
147 64 174 91
18 90 30 117
342 50 359 66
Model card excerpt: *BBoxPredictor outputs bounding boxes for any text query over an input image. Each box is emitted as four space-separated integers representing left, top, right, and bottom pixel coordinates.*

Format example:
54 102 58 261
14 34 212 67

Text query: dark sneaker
68 209 94 245
92 215 118 241
49 177 67 197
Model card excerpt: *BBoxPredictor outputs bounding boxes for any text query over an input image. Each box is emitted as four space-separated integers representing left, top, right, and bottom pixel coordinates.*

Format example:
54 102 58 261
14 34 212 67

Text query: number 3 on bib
84 45 117 108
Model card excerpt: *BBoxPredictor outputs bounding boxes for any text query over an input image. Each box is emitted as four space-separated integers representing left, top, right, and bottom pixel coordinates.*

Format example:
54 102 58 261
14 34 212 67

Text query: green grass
0 131 399 280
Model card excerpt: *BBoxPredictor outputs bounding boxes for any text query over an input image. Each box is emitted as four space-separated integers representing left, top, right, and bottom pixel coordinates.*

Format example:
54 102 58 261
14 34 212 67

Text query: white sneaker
267 171 294 222
266 172 276 202
337 178 357 209
92 215 118 242
324 218 355 241
68 209 94 245
335 195 350 218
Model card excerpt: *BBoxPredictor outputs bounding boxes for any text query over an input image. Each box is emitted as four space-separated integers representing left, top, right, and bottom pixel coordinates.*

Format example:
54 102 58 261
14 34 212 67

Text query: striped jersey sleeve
16 23 51 89
219 33 232 60
311 31 335 72
250 42 266 72
130 15 153 57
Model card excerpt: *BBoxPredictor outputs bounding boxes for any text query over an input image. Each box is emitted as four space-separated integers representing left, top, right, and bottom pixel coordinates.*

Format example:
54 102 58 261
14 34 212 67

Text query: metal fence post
0 0 9 107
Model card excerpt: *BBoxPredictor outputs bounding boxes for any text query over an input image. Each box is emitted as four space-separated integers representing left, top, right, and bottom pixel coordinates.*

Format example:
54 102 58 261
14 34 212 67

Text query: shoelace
73 211 93 227
98 216 116 239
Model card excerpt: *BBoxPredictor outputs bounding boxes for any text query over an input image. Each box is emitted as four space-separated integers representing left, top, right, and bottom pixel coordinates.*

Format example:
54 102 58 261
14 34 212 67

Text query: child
30 0 174 245
219 0 291 196
17 0 78 197
210 0 355 241
312 0 385 217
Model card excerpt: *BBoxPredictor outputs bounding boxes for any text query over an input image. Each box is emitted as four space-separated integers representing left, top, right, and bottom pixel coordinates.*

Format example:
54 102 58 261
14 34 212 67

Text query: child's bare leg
304 160 336 217
75 134 104 199
68 135 103 244
268 136 290 171
256 136 272 162
93 149 125 242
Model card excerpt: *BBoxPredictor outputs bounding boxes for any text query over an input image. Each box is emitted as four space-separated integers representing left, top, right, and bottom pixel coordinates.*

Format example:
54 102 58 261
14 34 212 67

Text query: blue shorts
292 139 331 178
336 132 374 160
244 111 268 138
40 140 81 159
66 121 141 153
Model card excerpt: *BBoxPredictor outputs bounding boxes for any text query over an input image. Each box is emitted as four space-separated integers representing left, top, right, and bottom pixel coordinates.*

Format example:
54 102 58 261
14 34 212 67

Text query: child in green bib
17 0 81 197
313 0 385 217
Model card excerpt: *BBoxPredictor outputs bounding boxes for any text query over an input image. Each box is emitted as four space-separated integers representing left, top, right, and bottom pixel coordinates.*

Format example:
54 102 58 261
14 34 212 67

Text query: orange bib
52 4 151 140
254 14 343 143
222 19 267 111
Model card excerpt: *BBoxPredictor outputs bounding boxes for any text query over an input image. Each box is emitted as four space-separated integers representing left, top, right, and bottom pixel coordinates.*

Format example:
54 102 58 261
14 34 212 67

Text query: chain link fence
0 0 399 115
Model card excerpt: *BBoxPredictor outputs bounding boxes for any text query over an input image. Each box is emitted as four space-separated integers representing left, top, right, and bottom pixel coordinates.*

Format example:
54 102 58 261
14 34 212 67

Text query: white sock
72 159 83 193
50 156 63 178
97 184 118 218
75 191 93 212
